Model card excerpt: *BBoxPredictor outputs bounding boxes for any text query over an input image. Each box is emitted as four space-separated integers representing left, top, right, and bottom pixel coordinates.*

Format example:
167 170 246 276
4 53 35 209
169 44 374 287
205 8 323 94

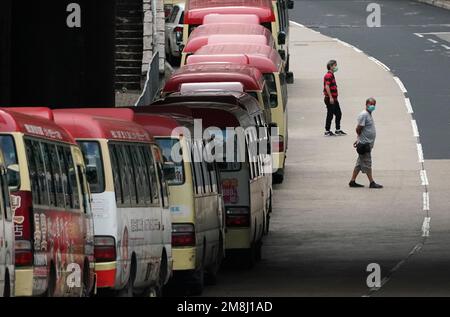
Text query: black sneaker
324 131 335 136
370 181 383 189
349 181 364 188
335 130 347 136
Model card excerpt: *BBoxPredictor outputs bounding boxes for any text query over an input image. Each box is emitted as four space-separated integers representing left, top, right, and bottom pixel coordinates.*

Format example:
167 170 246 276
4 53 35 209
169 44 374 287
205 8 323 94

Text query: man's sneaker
349 181 364 188
370 181 383 189
335 130 347 136
324 131 335 136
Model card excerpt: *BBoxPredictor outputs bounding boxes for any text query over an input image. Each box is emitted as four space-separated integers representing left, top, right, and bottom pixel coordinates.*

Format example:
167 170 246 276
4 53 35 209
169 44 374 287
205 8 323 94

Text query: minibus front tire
273 170 284 184
43 263 56 297
117 255 137 297
189 243 206 295
205 234 224 286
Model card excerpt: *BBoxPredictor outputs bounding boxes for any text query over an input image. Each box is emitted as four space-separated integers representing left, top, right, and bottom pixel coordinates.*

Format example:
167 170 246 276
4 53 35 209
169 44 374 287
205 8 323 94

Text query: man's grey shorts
355 152 372 174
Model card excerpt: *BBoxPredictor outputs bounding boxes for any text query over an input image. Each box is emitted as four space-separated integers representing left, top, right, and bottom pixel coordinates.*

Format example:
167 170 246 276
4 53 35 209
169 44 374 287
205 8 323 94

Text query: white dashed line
414 33 424 38
333 38 352 48
393 77 407 93
422 217 431 237
411 120 420 137
351 46 362 53
427 38 439 44
423 192 430 211
420 170 429 186
417 143 425 163
442 45 450 50
404 98 414 114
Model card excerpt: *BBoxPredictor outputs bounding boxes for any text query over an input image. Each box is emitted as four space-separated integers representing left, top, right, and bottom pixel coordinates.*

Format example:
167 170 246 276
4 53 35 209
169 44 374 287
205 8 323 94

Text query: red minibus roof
0 108 75 144
184 0 275 25
58 108 136 122
190 43 282 72
52 110 153 143
163 63 264 93
134 113 195 138
203 13 260 25
184 23 274 53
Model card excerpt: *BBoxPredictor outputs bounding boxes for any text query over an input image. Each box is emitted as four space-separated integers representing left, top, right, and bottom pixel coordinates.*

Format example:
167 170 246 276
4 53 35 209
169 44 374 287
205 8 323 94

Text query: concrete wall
417 0 450 10
142 0 165 74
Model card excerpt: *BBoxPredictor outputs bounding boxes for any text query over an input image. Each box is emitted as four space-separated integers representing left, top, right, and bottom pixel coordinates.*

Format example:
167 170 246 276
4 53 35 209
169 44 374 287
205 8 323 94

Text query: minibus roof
189 43 282 72
133 113 195 138
52 110 153 143
153 91 262 118
203 14 260 25
58 108 136 122
0 108 75 144
184 0 275 25
180 82 244 93
184 23 274 53
163 63 264 93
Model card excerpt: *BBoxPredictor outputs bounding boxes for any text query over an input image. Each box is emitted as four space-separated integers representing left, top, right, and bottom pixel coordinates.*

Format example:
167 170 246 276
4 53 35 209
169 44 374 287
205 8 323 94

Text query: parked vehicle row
0 0 295 297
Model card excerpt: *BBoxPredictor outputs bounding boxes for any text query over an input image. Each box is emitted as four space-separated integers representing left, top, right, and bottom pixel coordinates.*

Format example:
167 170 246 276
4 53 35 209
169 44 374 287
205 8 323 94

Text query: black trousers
324 97 342 131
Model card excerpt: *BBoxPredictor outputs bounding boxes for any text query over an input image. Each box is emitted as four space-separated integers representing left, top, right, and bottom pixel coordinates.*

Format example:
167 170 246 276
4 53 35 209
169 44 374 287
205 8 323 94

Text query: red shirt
323 71 338 98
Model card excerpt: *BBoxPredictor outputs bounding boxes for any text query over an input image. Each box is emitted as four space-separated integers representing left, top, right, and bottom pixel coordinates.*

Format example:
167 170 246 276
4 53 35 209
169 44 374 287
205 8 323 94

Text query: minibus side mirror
6 164 20 190
286 71 294 84
278 31 286 45
270 93 278 108
287 0 294 9
279 72 287 85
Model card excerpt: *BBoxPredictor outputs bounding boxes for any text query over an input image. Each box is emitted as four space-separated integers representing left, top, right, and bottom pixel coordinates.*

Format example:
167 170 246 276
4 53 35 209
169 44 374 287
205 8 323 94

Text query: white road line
422 217 431 237
420 170 429 186
411 120 420 137
404 98 414 114
368 56 391 72
334 38 352 47
423 192 430 211
442 45 450 50
417 143 424 163
290 21 305 28
351 46 362 53
427 38 439 44
414 33 424 38
393 77 407 93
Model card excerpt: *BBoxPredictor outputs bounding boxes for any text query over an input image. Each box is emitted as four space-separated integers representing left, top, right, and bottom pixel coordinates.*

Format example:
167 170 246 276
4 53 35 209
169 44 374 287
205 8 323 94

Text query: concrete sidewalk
203 23 425 296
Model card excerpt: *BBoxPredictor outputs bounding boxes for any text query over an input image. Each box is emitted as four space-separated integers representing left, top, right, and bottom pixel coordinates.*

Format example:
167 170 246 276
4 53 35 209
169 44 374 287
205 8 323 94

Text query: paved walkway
203 23 425 296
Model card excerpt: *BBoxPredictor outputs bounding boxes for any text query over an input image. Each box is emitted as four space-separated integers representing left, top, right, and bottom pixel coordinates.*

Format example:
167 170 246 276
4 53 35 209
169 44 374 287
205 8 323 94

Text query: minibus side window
200 160 211 193
34 141 50 206
143 146 160 205
192 143 204 195
1 168 11 221
132 146 147 206
59 146 74 209
109 144 124 205
208 163 218 193
42 143 58 207
190 148 199 195
25 139 41 205
49 144 65 208
138 147 152 206
115 144 132 206
64 147 80 209
153 146 169 208
78 141 105 194
0 135 20 188
57 146 70 209
125 145 139 206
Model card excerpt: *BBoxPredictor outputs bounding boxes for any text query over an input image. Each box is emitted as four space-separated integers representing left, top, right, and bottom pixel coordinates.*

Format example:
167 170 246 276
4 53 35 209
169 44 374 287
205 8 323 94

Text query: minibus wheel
117 255 136 297
190 243 206 295
3 270 10 297
80 260 91 297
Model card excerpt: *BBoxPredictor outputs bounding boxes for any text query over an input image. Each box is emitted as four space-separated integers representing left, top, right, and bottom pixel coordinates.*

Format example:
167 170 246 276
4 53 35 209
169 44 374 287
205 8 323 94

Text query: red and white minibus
0 108 95 297
53 109 173 297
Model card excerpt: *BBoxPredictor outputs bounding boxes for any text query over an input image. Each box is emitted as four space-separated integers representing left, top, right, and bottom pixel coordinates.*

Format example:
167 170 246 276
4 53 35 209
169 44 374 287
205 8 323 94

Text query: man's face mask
368 105 376 112
333 66 339 73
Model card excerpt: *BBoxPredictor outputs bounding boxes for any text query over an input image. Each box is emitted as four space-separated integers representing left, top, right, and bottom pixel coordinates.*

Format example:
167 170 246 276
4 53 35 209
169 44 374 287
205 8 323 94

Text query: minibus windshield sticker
24 124 63 140
110 130 149 141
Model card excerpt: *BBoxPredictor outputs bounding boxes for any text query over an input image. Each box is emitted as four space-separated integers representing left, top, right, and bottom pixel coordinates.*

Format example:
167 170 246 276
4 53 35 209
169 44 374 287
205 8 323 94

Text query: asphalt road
290 0 450 159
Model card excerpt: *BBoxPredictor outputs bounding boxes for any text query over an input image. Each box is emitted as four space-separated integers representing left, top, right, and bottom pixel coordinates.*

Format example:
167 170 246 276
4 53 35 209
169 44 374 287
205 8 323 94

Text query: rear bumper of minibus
173 246 197 271
14 267 34 297
95 261 117 288
225 228 252 250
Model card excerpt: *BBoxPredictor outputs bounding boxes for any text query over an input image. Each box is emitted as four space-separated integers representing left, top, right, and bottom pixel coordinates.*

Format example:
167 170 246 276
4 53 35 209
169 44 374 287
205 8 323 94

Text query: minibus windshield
156 138 185 185
78 141 105 193
0 135 20 188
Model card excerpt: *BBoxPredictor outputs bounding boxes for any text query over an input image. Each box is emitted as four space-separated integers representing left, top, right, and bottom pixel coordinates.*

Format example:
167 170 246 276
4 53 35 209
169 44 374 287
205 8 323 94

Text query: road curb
416 0 450 10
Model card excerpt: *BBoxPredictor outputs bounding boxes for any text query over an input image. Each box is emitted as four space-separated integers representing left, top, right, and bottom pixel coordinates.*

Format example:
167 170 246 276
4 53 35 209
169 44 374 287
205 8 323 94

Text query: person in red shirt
323 60 346 136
